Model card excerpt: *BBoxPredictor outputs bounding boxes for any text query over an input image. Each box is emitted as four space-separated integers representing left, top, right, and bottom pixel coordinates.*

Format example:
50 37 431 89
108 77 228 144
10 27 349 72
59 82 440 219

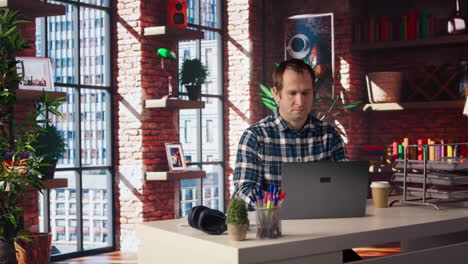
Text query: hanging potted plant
179 58 208 101
30 125 65 179
31 92 66 179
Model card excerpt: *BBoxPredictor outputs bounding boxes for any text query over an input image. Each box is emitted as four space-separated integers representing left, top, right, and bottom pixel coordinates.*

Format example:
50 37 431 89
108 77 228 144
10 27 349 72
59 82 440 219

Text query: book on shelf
417 139 427 160
407 10 417 40
392 141 399 161
401 15 408 40
428 138 436 161
398 144 404 160
392 16 401 41
459 139 467 161
381 16 389 41
420 13 431 39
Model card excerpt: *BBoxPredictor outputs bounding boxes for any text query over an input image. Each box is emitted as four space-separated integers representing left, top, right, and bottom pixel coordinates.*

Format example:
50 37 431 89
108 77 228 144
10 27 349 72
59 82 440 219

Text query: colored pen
263 191 269 205
249 195 256 205
279 192 287 201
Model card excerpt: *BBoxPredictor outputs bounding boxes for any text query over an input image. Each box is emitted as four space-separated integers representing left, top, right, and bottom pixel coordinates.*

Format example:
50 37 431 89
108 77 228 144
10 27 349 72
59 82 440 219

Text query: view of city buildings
178 0 223 217
35 1 112 256
34 0 221 254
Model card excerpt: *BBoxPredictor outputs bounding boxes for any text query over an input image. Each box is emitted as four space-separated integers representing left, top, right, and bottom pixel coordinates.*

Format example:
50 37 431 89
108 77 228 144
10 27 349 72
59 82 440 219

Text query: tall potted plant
0 8 33 263
0 8 57 264
179 58 208 101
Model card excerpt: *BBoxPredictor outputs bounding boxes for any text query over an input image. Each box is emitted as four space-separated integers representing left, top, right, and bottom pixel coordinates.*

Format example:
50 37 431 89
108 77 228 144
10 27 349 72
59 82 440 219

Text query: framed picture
15 56 54 91
165 143 187 171
285 13 334 99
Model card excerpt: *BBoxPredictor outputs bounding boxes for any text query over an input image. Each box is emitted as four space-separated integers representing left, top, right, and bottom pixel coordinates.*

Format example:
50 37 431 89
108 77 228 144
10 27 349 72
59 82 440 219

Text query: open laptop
280 160 369 219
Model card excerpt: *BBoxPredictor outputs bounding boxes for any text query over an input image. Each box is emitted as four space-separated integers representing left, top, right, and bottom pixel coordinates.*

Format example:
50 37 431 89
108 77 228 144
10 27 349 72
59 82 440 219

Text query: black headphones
187 205 227 235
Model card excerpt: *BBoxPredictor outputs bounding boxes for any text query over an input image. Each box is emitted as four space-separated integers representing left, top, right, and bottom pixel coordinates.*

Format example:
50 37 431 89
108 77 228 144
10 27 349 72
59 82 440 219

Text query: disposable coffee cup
370 181 390 208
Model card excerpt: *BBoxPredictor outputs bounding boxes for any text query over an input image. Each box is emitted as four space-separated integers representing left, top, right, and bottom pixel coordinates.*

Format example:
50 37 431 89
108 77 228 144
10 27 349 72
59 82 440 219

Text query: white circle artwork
286 33 311 59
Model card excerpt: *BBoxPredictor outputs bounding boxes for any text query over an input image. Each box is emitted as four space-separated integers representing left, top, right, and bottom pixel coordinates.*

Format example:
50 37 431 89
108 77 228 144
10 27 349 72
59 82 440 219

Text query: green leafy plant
0 8 29 92
31 92 66 162
179 58 208 86
32 126 65 161
259 61 362 123
260 83 362 121
0 8 61 263
226 198 249 226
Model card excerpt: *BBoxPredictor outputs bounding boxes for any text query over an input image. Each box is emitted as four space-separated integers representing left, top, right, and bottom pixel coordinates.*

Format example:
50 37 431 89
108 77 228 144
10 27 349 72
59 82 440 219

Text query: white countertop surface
137 199 468 263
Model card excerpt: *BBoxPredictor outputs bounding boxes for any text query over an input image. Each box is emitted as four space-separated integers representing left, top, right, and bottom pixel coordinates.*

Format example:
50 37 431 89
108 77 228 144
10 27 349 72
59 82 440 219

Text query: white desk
137 200 468 264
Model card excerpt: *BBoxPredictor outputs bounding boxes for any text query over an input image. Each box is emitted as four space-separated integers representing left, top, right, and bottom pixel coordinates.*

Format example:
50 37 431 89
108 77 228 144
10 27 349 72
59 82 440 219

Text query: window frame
178 0 225 217
36 0 115 261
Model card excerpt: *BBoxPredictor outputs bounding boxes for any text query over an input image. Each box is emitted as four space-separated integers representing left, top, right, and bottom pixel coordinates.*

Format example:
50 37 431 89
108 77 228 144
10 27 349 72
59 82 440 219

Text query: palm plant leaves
258 83 362 122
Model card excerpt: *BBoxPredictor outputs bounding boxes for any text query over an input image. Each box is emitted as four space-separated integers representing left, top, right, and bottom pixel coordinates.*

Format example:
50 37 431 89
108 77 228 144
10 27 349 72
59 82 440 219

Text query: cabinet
144 25 206 180
390 142 468 209
352 0 468 111
0 0 65 17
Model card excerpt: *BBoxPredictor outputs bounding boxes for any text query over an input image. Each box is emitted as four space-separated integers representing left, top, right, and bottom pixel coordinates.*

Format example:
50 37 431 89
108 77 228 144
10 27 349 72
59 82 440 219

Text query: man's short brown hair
273 59 315 92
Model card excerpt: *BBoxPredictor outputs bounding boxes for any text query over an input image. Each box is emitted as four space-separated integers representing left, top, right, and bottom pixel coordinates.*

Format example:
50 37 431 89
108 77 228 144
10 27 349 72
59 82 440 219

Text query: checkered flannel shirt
232 109 349 205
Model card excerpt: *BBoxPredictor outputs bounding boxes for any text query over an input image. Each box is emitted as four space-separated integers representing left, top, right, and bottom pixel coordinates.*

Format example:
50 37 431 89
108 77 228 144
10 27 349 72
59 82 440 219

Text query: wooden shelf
38 178 68 189
145 98 205 109
363 100 465 111
143 26 204 41
16 89 67 102
5 178 68 191
351 34 468 51
0 0 66 18
146 170 206 181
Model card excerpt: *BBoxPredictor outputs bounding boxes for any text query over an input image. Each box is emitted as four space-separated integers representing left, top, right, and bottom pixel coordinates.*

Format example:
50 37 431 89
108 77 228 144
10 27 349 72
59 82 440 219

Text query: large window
36 0 112 259
179 0 224 217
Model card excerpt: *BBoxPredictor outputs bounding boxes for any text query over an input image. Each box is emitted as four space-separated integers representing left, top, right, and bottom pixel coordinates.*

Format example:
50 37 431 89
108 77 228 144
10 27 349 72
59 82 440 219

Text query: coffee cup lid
370 181 390 188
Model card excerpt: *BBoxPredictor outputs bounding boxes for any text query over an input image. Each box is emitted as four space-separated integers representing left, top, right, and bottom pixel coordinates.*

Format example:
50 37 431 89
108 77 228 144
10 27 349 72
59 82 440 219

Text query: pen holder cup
255 207 282 239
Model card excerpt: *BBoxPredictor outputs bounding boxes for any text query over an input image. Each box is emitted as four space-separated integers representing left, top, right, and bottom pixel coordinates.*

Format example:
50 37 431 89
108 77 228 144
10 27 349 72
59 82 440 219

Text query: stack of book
391 138 468 162
353 10 443 43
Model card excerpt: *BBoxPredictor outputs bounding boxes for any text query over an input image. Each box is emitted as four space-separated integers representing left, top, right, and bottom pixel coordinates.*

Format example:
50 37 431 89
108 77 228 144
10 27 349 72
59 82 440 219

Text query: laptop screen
279 160 369 219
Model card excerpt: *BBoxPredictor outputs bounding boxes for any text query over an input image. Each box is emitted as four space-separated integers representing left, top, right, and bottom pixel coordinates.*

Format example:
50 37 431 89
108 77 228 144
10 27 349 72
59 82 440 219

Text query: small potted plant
179 58 208 101
30 92 66 179
225 198 249 241
31 125 66 179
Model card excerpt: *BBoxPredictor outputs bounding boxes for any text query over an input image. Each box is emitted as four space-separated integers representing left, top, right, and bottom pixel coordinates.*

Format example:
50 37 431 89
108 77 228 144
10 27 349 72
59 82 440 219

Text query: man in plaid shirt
233 58 349 205
232 59 361 262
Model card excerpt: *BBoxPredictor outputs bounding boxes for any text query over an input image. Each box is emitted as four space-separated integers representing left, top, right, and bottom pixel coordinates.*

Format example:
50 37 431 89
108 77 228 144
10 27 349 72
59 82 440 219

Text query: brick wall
223 0 266 205
223 0 369 191
15 0 468 254
113 0 180 251
223 0 468 194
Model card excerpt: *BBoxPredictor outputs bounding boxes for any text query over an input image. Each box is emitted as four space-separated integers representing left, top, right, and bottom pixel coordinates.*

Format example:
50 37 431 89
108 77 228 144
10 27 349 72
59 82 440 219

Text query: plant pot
15 233 51 264
38 159 58 179
3 159 28 176
0 239 17 264
227 224 248 241
366 72 403 103
186 85 202 101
